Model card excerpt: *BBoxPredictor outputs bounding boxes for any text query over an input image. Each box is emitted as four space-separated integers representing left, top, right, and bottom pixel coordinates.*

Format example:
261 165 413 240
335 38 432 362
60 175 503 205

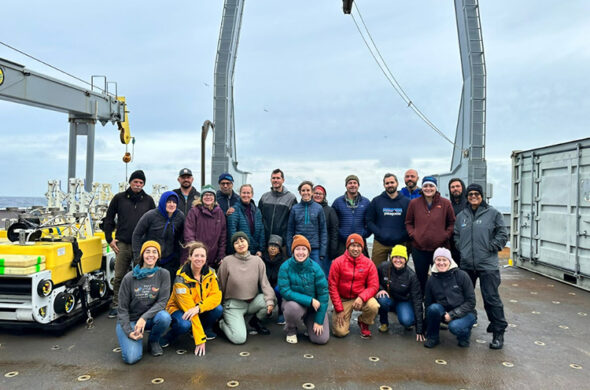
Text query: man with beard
258 169 297 247
103 170 156 318
401 169 421 199
448 178 468 266
367 173 410 266
173 168 200 216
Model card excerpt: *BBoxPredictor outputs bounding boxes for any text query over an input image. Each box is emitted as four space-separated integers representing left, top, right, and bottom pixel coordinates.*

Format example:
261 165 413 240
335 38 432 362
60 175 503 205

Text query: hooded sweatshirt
367 191 410 246
132 191 185 262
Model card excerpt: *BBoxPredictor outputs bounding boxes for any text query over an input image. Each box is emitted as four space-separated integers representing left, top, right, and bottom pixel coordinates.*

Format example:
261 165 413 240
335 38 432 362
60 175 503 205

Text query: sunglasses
467 192 481 197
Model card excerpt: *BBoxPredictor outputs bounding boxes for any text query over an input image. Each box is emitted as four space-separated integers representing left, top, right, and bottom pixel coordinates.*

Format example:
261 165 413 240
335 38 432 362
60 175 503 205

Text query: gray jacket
454 204 508 271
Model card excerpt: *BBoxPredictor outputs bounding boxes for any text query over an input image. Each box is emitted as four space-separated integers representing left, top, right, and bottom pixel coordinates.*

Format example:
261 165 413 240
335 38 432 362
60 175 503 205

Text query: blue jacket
366 192 410 246
227 201 265 254
216 190 240 215
286 200 328 258
331 193 370 241
278 256 329 325
401 187 421 199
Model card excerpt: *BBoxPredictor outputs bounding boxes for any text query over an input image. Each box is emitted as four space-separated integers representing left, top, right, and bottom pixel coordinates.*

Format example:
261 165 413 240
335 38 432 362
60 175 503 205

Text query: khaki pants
371 239 393 267
332 297 379 337
112 241 133 306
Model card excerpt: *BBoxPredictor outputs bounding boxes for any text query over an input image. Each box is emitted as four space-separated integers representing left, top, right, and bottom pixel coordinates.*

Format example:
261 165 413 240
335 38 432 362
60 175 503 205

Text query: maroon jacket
405 192 455 251
328 251 379 313
183 203 227 267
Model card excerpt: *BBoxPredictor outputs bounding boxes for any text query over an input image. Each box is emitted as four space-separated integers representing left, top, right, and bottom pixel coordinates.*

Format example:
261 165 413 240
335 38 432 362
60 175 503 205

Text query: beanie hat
390 245 408 261
291 234 311 253
268 234 283 247
433 247 453 262
140 240 161 264
129 170 146 183
346 233 364 250
345 174 360 185
466 183 484 197
422 176 437 188
313 185 327 196
218 172 234 183
231 231 249 246
201 184 216 198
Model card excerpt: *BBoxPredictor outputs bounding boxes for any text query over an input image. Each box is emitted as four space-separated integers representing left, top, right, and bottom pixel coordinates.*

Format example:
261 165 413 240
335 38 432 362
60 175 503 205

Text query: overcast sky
1 0 589 209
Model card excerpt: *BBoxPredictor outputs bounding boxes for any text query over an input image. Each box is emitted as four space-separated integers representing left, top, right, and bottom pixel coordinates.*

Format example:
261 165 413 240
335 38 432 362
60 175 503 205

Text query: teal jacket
278 256 329 325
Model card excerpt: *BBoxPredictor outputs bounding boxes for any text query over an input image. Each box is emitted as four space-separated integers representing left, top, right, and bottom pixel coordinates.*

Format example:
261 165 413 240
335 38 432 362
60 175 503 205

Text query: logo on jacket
383 208 402 216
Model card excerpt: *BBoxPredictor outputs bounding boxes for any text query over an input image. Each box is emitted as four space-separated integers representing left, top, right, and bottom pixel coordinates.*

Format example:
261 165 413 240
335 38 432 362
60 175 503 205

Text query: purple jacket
183 203 227 267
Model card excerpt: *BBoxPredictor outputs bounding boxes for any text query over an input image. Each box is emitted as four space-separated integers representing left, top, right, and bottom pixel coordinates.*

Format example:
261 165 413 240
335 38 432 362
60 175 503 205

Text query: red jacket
328 251 379 313
405 192 455 251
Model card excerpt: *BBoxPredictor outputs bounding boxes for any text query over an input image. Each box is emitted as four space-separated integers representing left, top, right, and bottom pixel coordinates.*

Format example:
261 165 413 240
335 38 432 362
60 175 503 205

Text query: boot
489 332 504 349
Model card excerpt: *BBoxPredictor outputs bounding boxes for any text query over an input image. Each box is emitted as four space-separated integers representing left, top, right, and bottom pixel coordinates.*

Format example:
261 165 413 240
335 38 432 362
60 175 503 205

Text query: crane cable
350 2 456 147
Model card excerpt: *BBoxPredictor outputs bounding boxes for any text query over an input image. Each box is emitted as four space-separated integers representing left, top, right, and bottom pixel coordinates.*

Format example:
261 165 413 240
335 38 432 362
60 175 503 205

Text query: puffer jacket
132 191 185 263
454 204 508 272
424 261 476 320
286 200 328 258
227 201 265 254
377 261 423 334
183 202 227 267
166 263 222 345
405 192 455 251
328 251 379 313
278 256 329 325
367 191 410 246
331 193 371 241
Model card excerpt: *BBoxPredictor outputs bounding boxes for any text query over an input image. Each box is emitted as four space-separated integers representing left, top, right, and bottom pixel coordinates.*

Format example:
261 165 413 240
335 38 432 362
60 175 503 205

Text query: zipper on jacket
349 259 356 298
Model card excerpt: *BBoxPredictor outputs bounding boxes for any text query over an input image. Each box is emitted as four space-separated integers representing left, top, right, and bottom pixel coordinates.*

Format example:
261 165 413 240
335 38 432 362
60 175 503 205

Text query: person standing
183 185 226 268
103 170 155 318
448 178 468 267
405 176 455 294
286 181 328 270
331 175 370 256
367 173 410 266
312 184 339 276
132 191 185 278
278 235 330 345
173 168 200 217
329 234 379 339
116 241 171 363
258 168 297 246
455 183 509 349
400 169 421 199
227 184 266 256
216 172 239 217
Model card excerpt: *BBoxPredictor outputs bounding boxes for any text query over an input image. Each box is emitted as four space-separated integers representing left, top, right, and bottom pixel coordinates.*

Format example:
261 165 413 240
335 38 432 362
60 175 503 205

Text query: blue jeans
116 310 171 364
376 296 415 327
165 305 223 342
274 286 283 314
425 303 476 342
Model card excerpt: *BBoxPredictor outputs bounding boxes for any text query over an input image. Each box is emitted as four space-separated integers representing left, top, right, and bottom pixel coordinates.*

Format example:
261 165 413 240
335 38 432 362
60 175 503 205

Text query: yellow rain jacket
166 263 222 345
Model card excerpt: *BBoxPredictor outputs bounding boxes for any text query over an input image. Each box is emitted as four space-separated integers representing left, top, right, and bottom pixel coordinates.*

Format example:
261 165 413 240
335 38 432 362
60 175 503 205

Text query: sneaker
458 339 470 348
108 308 118 319
286 334 298 344
159 336 170 348
378 323 389 333
358 319 372 338
205 329 217 341
489 333 504 350
276 314 286 325
248 316 270 336
424 338 440 348
149 341 163 357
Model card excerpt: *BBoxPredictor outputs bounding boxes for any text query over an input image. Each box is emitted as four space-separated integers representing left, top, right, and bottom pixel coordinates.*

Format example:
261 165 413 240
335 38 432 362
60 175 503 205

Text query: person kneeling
116 241 171 364
162 242 223 356
424 248 476 348
278 235 330 345
329 234 379 339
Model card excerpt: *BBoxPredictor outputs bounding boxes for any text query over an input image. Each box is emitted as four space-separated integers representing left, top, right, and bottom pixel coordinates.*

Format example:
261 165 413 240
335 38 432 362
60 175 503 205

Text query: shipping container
511 137 590 291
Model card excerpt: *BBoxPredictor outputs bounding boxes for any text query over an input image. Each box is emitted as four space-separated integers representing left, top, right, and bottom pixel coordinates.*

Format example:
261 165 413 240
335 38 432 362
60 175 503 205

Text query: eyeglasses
219 181 232 186
467 192 481 197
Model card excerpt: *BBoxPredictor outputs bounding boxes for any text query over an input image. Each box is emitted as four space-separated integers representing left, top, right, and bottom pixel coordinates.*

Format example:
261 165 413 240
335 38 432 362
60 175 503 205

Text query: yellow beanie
390 245 408 261
140 240 161 258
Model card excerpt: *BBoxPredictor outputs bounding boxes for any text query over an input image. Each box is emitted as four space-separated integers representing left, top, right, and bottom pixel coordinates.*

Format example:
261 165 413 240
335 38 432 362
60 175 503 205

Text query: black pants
466 269 507 334
411 248 434 296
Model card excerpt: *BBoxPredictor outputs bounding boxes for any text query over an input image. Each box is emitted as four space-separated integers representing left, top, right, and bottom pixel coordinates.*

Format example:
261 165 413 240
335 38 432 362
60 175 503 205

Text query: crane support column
68 118 96 192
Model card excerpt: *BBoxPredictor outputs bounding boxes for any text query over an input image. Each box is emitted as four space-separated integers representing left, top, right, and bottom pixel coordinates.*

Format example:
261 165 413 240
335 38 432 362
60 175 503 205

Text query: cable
0 40 109 95
350 3 456 147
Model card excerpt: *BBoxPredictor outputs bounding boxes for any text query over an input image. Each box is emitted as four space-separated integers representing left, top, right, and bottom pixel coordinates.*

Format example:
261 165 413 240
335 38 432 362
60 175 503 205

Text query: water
0 196 47 208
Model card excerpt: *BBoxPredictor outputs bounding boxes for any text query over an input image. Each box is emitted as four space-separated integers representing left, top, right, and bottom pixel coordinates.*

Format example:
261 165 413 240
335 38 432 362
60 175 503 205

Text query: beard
386 186 398 194
405 180 416 188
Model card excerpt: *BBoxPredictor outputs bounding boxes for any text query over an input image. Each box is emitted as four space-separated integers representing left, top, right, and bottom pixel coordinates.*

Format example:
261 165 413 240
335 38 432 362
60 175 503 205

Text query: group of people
104 167 508 364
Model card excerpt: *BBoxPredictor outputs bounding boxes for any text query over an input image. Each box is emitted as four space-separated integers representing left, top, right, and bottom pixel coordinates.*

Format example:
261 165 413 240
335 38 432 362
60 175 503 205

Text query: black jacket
173 187 200 216
377 262 423 334
319 200 339 259
261 251 287 287
103 188 155 244
424 266 476 320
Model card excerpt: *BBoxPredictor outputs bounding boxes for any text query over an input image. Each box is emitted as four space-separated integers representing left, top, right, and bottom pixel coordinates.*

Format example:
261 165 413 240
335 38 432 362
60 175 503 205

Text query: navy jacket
286 200 328 258
331 193 370 241
367 191 410 246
